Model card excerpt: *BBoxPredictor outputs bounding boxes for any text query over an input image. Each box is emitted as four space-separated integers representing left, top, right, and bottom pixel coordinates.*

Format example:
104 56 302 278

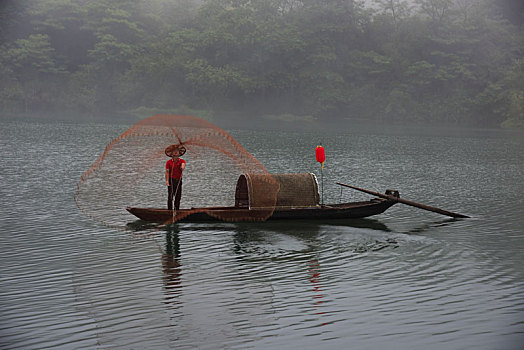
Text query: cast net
74 114 279 228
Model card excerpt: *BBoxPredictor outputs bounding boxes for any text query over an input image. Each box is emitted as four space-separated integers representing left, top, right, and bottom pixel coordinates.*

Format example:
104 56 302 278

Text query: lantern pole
321 163 324 206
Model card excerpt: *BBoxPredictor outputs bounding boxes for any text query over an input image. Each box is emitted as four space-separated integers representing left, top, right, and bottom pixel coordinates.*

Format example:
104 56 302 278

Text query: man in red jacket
165 145 186 210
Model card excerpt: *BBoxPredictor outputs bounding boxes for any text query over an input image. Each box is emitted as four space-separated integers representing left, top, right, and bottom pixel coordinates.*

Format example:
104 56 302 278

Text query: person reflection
162 225 183 302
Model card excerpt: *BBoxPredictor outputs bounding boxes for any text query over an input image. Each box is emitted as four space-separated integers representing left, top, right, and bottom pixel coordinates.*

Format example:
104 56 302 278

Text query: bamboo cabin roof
235 173 320 209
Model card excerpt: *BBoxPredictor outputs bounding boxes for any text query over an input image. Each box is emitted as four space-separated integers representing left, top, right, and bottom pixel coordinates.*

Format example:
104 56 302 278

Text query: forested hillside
1 0 522 127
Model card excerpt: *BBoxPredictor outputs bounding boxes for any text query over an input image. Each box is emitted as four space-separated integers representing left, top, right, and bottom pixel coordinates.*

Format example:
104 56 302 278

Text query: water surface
1 120 523 349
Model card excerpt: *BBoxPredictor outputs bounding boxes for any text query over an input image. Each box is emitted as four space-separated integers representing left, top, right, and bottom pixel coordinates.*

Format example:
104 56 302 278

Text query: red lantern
315 145 325 205
315 145 325 164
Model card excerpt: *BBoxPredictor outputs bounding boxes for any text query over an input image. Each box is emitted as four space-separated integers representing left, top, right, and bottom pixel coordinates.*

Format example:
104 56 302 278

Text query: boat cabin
234 173 320 209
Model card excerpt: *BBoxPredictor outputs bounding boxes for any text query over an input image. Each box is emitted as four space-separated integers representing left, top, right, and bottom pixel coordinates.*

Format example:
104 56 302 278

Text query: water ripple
2 122 524 349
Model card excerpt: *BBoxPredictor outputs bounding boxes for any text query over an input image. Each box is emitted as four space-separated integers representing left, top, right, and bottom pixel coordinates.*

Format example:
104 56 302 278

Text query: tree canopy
0 0 522 127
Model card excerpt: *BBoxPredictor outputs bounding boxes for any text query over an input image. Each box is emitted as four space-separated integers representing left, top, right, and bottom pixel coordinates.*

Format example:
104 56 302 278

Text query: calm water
1 119 523 349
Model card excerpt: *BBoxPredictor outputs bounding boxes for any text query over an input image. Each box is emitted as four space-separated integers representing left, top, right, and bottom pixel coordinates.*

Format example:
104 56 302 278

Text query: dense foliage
0 0 522 127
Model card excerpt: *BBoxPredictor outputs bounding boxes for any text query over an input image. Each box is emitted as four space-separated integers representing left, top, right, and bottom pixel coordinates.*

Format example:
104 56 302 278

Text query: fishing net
74 114 279 228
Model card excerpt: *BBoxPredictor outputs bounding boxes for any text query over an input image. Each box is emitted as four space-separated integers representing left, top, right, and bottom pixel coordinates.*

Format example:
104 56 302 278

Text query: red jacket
166 158 185 179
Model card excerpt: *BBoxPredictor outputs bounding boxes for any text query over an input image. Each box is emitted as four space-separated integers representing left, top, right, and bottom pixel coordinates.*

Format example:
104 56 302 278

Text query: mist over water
1 0 522 128
1 119 523 349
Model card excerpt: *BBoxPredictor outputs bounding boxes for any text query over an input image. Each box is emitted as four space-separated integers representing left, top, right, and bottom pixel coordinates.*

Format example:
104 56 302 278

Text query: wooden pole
336 182 469 219
320 166 324 206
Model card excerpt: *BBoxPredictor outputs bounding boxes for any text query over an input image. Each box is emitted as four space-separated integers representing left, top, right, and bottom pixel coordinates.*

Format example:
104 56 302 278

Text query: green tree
1 34 65 112
0 0 521 127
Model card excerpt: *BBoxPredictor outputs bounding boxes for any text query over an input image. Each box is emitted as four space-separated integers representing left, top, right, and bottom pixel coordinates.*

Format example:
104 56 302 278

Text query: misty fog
0 0 523 129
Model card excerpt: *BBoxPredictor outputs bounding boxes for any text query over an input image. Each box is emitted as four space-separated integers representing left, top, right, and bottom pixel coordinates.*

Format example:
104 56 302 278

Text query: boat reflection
125 217 393 310
126 219 162 234
231 217 390 237
229 218 396 321
229 218 394 260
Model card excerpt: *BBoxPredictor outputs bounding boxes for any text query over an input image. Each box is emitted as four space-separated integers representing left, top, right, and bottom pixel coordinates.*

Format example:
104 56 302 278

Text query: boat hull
126 199 396 223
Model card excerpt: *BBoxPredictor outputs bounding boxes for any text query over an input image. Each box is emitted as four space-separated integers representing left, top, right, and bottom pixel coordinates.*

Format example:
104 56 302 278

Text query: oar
336 182 469 218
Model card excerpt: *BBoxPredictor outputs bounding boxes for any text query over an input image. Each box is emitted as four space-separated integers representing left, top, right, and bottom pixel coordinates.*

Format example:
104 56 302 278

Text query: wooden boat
126 199 396 223
126 173 398 223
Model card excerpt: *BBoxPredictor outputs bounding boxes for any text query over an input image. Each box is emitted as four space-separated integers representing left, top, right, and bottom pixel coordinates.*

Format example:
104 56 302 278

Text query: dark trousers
168 179 182 210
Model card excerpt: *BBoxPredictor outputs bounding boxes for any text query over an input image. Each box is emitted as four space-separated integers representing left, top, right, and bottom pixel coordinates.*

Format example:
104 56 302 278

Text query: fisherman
165 145 186 210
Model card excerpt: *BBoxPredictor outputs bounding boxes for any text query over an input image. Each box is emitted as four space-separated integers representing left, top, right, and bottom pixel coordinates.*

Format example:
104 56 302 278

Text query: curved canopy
235 173 320 208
